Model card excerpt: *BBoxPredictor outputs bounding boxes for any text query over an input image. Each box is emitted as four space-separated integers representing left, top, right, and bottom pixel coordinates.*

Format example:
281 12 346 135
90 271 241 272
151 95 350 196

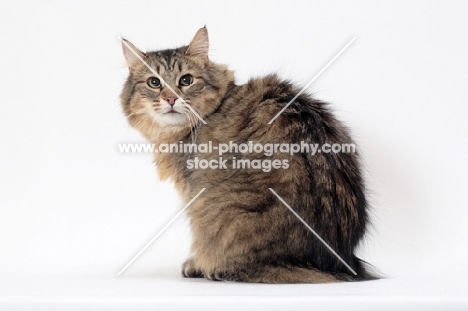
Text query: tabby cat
120 27 376 283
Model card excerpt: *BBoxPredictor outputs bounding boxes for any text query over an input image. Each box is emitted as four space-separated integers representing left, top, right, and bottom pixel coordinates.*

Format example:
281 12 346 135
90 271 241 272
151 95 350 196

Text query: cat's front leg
182 258 204 278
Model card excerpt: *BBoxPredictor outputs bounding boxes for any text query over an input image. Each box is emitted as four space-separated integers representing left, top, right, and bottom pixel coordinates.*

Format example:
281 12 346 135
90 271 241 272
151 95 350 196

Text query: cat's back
220 73 301 118
204 73 338 144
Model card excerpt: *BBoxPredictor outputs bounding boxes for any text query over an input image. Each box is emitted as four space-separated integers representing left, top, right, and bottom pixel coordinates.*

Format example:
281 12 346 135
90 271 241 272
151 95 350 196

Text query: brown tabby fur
120 27 376 283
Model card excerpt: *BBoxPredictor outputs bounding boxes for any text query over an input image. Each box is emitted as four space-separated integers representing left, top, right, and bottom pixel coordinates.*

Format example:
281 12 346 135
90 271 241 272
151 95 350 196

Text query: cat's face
121 28 233 139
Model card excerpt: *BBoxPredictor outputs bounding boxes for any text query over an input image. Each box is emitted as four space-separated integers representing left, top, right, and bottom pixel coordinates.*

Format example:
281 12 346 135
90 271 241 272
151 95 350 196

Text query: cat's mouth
165 109 181 114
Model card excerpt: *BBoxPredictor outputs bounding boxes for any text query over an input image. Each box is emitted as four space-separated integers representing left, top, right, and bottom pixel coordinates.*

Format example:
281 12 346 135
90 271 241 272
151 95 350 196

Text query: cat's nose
166 97 177 106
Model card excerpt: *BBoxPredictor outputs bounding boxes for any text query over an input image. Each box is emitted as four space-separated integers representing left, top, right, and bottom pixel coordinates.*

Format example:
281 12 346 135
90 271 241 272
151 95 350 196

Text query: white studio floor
1 272 466 311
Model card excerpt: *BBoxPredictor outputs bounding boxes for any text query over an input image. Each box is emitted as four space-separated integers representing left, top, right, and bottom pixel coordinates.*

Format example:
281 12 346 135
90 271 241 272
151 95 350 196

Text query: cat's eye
147 77 161 88
179 74 193 86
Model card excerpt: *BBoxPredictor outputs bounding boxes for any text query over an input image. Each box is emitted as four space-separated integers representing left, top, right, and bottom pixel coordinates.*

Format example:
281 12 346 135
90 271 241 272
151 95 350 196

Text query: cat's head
120 27 234 140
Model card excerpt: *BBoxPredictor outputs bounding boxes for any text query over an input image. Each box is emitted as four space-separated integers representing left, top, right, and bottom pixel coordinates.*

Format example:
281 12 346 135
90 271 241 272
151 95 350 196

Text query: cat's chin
153 113 190 127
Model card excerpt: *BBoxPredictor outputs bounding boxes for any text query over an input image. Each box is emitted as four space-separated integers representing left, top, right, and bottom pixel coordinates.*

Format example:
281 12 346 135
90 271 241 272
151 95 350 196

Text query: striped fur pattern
120 27 376 283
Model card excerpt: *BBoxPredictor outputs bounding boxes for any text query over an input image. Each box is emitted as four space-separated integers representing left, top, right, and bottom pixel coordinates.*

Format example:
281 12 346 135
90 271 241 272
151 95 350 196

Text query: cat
120 27 376 283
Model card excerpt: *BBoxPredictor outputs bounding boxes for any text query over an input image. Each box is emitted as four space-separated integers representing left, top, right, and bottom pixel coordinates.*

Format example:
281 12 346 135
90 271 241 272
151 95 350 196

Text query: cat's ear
186 27 209 63
121 38 146 70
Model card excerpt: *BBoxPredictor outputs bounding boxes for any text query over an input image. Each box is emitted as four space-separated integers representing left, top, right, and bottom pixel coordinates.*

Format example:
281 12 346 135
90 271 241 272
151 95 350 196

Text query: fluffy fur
120 27 376 283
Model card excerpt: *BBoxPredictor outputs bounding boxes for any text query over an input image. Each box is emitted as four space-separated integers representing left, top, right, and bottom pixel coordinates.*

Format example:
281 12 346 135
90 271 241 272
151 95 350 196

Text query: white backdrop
0 0 467 308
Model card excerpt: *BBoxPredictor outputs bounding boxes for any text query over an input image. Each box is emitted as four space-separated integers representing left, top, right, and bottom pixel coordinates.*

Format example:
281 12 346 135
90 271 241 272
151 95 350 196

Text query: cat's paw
206 269 239 282
182 259 204 278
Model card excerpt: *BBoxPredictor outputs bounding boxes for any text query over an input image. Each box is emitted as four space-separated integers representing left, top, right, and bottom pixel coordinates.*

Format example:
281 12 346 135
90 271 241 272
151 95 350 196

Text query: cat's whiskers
148 114 158 138
126 107 148 118
184 107 201 145
126 111 140 118
134 114 151 132
186 103 203 120
184 109 198 145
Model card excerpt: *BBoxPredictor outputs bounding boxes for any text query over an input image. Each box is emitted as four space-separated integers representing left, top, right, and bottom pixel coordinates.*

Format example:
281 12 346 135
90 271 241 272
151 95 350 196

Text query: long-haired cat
120 27 376 283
